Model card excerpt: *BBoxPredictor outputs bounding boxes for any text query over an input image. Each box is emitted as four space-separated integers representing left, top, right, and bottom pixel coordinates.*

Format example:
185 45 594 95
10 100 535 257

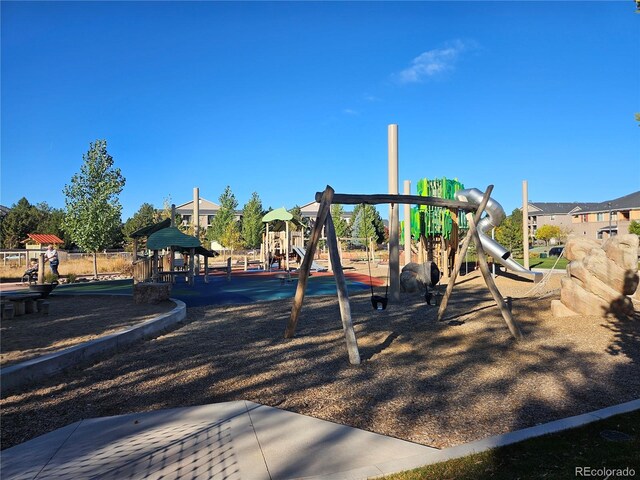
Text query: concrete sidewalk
4 399 639 480
1 400 438 480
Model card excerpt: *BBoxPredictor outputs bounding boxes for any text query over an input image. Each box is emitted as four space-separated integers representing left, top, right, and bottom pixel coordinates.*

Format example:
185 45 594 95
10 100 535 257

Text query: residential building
174 198 241 232
527 191 640 242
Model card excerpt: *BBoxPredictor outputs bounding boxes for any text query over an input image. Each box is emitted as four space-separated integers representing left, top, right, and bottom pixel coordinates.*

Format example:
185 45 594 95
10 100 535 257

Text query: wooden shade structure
286 184 523 365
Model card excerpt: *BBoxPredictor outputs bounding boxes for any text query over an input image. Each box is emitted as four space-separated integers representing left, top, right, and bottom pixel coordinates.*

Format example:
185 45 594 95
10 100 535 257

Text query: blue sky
2 1 638 221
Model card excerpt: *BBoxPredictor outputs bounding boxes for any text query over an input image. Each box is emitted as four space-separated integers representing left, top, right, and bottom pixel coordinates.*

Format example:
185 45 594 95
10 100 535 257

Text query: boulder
583 249 629 293
400 270 423 293
559 277 609 317
551 299 577 317
133 282 171 304
564 236 600 262
402 261 440 287
602 234 640 272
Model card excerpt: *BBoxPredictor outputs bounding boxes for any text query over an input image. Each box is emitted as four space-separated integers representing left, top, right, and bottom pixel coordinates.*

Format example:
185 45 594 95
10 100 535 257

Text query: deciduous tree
63 140 126 278
495 208 523 254
536 224 562 246
207 186 238 244
241 192 264 249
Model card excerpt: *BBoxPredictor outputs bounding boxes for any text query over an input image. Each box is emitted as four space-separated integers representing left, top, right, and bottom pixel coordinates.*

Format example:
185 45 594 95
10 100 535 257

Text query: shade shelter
147 227 216 284
262 208 304 271
129 218 171 259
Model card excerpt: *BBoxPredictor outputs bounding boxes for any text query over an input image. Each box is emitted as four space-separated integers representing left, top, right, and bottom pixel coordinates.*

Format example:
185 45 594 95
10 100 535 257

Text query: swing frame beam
286 184 523 365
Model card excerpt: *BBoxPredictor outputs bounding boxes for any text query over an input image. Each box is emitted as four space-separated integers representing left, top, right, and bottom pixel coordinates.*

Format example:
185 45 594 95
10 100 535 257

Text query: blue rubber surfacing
49 274 370 307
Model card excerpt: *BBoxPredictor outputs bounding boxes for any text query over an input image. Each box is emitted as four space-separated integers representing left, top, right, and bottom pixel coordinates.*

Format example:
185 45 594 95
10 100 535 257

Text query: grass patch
382 410 640 480
513 256 569 269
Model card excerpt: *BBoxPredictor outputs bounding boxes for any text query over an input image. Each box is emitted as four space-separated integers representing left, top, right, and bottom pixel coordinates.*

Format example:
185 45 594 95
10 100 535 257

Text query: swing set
285 184 524 365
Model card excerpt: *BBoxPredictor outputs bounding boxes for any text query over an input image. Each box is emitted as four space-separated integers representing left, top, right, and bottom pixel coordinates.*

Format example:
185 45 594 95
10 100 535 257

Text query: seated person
23 259 39 282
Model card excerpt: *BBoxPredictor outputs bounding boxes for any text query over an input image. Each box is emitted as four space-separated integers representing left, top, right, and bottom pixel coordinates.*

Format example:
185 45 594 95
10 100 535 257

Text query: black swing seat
371 295 388 310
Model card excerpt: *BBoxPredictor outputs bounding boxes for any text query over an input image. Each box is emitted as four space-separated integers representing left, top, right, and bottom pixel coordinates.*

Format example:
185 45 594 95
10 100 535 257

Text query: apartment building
527 191 640 241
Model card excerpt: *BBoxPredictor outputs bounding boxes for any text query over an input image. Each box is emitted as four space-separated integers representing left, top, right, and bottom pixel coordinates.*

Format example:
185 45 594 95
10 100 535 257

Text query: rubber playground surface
50 271 375 306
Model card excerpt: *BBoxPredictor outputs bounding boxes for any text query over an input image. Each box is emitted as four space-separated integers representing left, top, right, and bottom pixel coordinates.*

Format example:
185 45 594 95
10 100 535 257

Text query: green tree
0 197 41 248
241 192 264 249
535 224 562 246
495 208 523 254
207 186 238 244
35 203 72 249
220 221 243 251
351 204 385 245
63 140 126 278
122 203 157 251
629 220 640 236
331 204 351 239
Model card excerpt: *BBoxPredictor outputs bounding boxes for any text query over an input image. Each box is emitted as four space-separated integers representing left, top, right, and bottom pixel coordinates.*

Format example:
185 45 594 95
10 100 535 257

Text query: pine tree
0 198 41 248
63 140 126 278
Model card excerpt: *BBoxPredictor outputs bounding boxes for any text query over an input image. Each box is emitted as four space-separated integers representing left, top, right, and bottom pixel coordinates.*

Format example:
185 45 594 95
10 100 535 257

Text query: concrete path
1 400 438 480
4 398 639 480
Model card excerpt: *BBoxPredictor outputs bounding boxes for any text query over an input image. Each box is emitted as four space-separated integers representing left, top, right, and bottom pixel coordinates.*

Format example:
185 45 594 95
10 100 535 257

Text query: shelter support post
204 255 209 283
133 238 139 261
437 185 494 321
468 212 524 340
285 185 334 338
326 213 361 364
38 253 45 284
189 248 195 285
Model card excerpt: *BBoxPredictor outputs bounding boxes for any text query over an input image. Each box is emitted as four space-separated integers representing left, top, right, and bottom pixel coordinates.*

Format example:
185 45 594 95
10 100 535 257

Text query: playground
2 268 639 453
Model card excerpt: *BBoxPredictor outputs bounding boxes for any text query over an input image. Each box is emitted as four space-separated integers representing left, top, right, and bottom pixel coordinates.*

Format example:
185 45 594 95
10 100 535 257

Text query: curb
0 298 187 392
366 398 640 478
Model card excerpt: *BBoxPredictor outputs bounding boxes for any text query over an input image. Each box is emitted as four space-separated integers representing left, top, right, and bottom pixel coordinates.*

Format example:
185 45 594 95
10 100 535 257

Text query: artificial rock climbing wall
551 234 639 318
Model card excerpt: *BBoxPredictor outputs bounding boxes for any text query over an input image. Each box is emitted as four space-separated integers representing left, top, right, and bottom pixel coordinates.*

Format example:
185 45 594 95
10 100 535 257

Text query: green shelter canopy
129 218 171 239
147 227 201 250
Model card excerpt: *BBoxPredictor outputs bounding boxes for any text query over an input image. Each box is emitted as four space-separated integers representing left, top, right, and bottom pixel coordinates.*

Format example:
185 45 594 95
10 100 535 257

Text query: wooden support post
204 255 209 283
437 185 494 321
449 208 459 274
326 213 361 365
189 248 195 285
285 186 334 338
468 213 524 340
152 250 159 282
38 253 45 284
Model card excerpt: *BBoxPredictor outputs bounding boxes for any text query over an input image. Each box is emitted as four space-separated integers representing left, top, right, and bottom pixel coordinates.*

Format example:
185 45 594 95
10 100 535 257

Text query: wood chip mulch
1 271 639 451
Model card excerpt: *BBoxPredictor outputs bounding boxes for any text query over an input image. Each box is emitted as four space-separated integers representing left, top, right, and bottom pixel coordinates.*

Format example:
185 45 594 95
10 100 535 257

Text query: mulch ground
1 270 639 452
0 295 176 367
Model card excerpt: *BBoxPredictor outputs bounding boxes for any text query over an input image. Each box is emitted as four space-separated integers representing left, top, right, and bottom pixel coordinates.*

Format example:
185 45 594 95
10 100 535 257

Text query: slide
455 188 542 283
292 246 327 272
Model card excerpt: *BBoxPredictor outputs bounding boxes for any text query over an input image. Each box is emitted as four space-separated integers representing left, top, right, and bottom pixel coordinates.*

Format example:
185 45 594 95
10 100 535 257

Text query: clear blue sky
2 1 638 221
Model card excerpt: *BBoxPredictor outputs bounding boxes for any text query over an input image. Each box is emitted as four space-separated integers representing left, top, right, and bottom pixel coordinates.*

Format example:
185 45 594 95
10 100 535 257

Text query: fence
0 250 132 267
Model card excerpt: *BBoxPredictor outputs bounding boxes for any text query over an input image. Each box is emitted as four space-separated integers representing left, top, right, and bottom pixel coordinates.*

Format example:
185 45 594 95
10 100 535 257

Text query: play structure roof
262 208 304 231
129 218 171 239
22 234 64 245
147 227 201 250
262 207 293 222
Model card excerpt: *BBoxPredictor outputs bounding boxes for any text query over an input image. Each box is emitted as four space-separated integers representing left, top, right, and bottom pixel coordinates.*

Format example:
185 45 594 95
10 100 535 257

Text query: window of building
596 213 604 221
208 215 215 225
550 215 555 220
182 214 191 224
582 214 588 222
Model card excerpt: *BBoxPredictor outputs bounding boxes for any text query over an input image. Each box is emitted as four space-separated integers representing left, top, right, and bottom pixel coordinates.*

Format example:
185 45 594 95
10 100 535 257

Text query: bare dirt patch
1 271 638 452
0 295 176 367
